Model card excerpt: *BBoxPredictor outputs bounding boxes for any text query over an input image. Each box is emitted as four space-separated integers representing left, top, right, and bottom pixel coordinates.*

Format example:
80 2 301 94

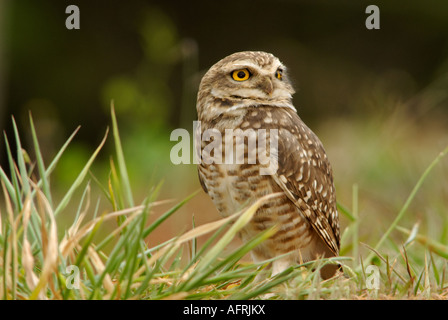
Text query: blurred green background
0 0 447 251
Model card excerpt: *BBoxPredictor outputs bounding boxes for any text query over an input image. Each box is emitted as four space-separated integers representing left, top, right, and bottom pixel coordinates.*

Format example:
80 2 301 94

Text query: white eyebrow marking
229 62 260 71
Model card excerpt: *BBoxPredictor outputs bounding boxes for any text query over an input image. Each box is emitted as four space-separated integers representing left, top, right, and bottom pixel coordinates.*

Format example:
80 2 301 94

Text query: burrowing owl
196 51 340 279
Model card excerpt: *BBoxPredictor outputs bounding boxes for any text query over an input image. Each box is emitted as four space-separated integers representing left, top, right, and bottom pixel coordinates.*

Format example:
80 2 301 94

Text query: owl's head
197 51 296 120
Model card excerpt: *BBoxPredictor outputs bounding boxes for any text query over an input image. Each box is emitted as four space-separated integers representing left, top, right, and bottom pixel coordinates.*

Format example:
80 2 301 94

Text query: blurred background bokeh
1 0 448 255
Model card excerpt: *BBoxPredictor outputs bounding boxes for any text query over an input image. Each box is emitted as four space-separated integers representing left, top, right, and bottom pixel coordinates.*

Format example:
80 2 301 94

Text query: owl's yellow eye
276 69 283 80
231 69 251 81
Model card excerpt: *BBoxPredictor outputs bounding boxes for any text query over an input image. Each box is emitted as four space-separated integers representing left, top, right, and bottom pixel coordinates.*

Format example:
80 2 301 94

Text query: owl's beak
259 77 274 96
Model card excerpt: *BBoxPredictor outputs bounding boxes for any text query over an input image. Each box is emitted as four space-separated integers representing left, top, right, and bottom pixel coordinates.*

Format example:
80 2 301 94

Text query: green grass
0 107 447 300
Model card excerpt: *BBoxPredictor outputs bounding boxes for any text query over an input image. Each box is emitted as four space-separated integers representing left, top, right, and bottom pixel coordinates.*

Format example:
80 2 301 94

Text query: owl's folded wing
271 117 340 255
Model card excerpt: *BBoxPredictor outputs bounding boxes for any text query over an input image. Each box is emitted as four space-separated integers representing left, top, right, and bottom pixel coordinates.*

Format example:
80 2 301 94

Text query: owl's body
196 51 339 279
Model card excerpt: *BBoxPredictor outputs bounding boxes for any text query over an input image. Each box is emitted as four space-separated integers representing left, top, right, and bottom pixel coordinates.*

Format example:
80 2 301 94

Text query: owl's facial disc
197 52 297 116
210 59 294 106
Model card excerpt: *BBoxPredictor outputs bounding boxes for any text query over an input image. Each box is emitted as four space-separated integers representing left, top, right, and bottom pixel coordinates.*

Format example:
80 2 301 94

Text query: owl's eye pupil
276 69 283 80
231 69 250 81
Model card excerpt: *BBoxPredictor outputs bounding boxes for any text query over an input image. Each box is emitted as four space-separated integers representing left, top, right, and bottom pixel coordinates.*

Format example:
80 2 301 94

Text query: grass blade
142 189 198 239
365 145 448 265
4 133 21 210
0 166 15 204
181 193 281 292
44 126 81 180
396 225 448 259
111 102 134 207
29 112 53 206
12 116 31 197
54 128 109 216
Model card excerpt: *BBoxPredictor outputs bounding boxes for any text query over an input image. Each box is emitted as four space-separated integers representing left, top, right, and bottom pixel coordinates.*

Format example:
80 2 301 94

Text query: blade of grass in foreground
0 166 14 204
54 128 109 217
396 226 448 259
4 131 43 247
111 102 134 208
12 116 31 197
364 145 448 266
142 189 200 239
199 228 277 285
29 112 53 207
44 126 81 182
3 134 22 211
179 193 281 292
29 189 59 300
122 203 151 299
